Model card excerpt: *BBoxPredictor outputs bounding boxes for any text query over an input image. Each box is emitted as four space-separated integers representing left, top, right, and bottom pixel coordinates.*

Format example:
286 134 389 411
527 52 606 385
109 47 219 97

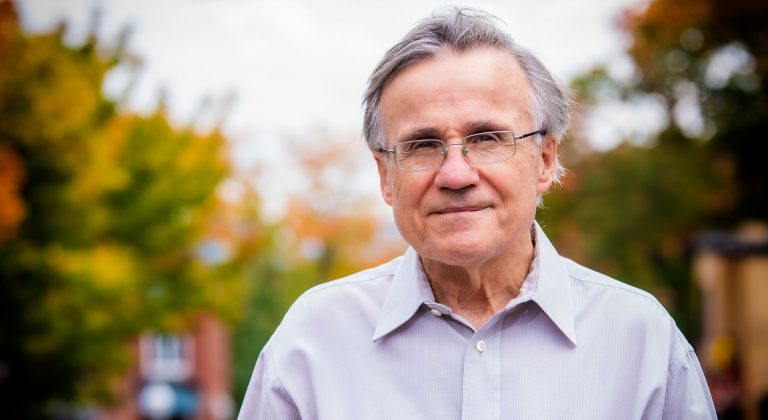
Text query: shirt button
430 308 442 317
475 340 487 353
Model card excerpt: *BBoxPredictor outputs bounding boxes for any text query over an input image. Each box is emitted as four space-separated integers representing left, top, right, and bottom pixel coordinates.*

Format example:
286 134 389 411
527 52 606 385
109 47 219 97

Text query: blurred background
1 0 767 419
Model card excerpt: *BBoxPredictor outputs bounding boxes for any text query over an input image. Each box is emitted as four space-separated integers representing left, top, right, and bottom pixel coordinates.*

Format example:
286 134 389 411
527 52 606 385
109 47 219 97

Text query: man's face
376 47 557 268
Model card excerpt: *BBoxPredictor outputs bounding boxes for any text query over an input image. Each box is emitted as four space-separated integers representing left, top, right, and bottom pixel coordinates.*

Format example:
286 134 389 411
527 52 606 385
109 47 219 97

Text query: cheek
391 172 429 200
494 160 540 203
389 175 431 224
391 186 418 219
498 158 534 186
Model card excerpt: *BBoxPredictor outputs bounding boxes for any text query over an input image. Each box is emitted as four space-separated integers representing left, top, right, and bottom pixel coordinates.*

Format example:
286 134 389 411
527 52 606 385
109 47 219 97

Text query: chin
418 236 494 267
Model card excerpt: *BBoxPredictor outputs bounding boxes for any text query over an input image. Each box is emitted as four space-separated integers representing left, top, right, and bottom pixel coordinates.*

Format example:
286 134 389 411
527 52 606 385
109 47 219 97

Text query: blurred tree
621 0 768 220
231 137 405 404
539 0 767 335
0 1 246 417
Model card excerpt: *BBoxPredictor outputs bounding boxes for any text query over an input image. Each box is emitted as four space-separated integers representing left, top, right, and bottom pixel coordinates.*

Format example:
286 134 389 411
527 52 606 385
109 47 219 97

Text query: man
239 7 716 419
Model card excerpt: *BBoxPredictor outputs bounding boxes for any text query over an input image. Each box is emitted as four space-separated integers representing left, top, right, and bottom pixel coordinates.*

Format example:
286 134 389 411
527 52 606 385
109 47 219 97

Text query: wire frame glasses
378 129 546 172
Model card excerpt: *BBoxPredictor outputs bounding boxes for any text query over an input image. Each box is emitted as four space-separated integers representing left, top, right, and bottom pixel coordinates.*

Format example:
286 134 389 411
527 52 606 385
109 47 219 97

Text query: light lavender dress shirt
239 223 716 419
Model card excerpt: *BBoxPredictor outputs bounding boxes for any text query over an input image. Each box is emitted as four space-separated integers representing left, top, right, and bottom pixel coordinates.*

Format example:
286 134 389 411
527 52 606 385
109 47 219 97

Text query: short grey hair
362 6 571 182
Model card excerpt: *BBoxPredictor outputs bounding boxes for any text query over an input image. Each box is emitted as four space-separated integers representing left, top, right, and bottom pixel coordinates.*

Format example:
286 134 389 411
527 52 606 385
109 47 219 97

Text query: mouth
432 205 489 215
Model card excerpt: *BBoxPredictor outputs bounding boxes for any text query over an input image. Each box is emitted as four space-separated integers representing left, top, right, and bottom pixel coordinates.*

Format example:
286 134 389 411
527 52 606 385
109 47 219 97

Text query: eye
415 140 440 149
400 140 440 152
467 132 501 145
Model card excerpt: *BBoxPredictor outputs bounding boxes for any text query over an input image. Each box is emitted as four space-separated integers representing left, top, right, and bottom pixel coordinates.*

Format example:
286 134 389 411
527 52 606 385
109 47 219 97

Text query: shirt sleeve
237 348 301 420
661 347 717 420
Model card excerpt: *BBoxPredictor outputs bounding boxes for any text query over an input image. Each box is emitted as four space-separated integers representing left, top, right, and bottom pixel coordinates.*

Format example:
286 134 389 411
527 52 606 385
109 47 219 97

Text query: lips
432 205 489 215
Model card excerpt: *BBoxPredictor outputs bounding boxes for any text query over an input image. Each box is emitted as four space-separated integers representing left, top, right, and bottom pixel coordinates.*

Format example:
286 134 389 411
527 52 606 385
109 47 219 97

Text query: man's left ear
536 136 558 194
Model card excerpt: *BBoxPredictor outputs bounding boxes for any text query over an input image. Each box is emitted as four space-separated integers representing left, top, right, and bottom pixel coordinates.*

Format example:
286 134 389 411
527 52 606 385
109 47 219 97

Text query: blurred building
96 314 233 420
693 222 768 420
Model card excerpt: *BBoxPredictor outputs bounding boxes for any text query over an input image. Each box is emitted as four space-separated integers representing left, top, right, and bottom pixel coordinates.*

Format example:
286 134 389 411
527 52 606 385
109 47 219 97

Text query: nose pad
441 143 469 160
438 143 475 174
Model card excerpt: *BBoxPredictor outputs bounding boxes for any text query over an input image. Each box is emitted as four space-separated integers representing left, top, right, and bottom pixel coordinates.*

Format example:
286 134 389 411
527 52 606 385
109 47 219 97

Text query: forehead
379 47 531 142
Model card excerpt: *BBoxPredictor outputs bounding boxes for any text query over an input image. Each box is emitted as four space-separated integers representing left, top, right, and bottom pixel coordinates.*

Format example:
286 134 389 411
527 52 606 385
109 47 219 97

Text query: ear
536 136 558 194
375 153 394 206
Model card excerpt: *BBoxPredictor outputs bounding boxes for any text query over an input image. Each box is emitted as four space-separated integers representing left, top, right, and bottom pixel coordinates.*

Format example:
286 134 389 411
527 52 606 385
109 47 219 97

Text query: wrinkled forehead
379 47 533 142
382 46 529 96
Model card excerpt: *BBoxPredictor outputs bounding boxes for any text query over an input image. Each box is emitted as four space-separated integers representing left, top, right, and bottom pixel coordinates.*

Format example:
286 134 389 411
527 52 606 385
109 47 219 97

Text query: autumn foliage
0 1 403 415
0 2 244 416
540 0 768 335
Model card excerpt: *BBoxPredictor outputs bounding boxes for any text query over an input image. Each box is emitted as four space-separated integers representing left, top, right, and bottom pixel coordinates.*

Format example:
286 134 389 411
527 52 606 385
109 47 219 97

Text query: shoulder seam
578 277 666 309
299 272 394 299
565 259 669 313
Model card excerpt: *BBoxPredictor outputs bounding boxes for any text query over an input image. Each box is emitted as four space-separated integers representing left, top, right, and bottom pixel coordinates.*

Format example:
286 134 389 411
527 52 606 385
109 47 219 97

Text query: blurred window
140 333 194 381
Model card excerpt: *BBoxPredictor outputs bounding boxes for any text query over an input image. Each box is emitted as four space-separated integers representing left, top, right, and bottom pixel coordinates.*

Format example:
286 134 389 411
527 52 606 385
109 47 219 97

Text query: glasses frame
377 129 547 172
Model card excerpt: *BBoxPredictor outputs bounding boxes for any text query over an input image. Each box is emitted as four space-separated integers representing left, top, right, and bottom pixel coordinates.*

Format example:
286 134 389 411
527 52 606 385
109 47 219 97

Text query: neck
421 234 535 330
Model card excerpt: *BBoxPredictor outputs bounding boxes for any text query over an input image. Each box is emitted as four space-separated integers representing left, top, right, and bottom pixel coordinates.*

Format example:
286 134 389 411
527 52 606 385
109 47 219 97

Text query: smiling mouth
433 206 489 215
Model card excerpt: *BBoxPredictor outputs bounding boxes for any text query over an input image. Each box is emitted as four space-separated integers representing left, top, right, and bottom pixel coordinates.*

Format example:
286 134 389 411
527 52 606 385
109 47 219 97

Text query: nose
434 142 480 190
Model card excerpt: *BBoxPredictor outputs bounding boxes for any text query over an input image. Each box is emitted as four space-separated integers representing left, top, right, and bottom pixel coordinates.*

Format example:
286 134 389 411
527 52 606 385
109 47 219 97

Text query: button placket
461 320 502 419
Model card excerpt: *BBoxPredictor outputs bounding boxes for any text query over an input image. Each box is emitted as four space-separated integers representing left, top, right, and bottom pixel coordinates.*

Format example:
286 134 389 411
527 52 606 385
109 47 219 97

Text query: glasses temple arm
515 129 548 140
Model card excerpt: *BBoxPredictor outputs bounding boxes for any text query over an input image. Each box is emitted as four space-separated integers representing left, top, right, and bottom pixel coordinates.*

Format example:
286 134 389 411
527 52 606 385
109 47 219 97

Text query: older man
239 7 716 419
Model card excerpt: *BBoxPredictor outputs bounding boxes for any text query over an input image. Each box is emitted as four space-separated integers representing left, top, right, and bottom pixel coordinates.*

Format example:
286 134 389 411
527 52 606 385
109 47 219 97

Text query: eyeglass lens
394 132 518 171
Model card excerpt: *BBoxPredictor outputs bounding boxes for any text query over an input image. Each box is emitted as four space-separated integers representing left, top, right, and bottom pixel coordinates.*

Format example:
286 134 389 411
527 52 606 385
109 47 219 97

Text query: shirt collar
529 222 578 345
372 247 433 341
372 222 577 345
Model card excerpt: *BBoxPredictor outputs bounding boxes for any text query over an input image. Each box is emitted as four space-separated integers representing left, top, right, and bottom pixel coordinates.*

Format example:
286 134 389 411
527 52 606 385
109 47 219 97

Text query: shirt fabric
238 223 716 419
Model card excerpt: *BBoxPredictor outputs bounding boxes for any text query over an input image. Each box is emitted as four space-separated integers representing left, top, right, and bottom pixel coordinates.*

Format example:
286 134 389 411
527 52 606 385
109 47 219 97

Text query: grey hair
362 6 572 183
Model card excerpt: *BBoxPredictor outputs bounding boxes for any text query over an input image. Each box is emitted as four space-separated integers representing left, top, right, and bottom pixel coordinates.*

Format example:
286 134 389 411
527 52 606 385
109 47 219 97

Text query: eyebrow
465 120 509 133
398 128 441 143
397 120 511 143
